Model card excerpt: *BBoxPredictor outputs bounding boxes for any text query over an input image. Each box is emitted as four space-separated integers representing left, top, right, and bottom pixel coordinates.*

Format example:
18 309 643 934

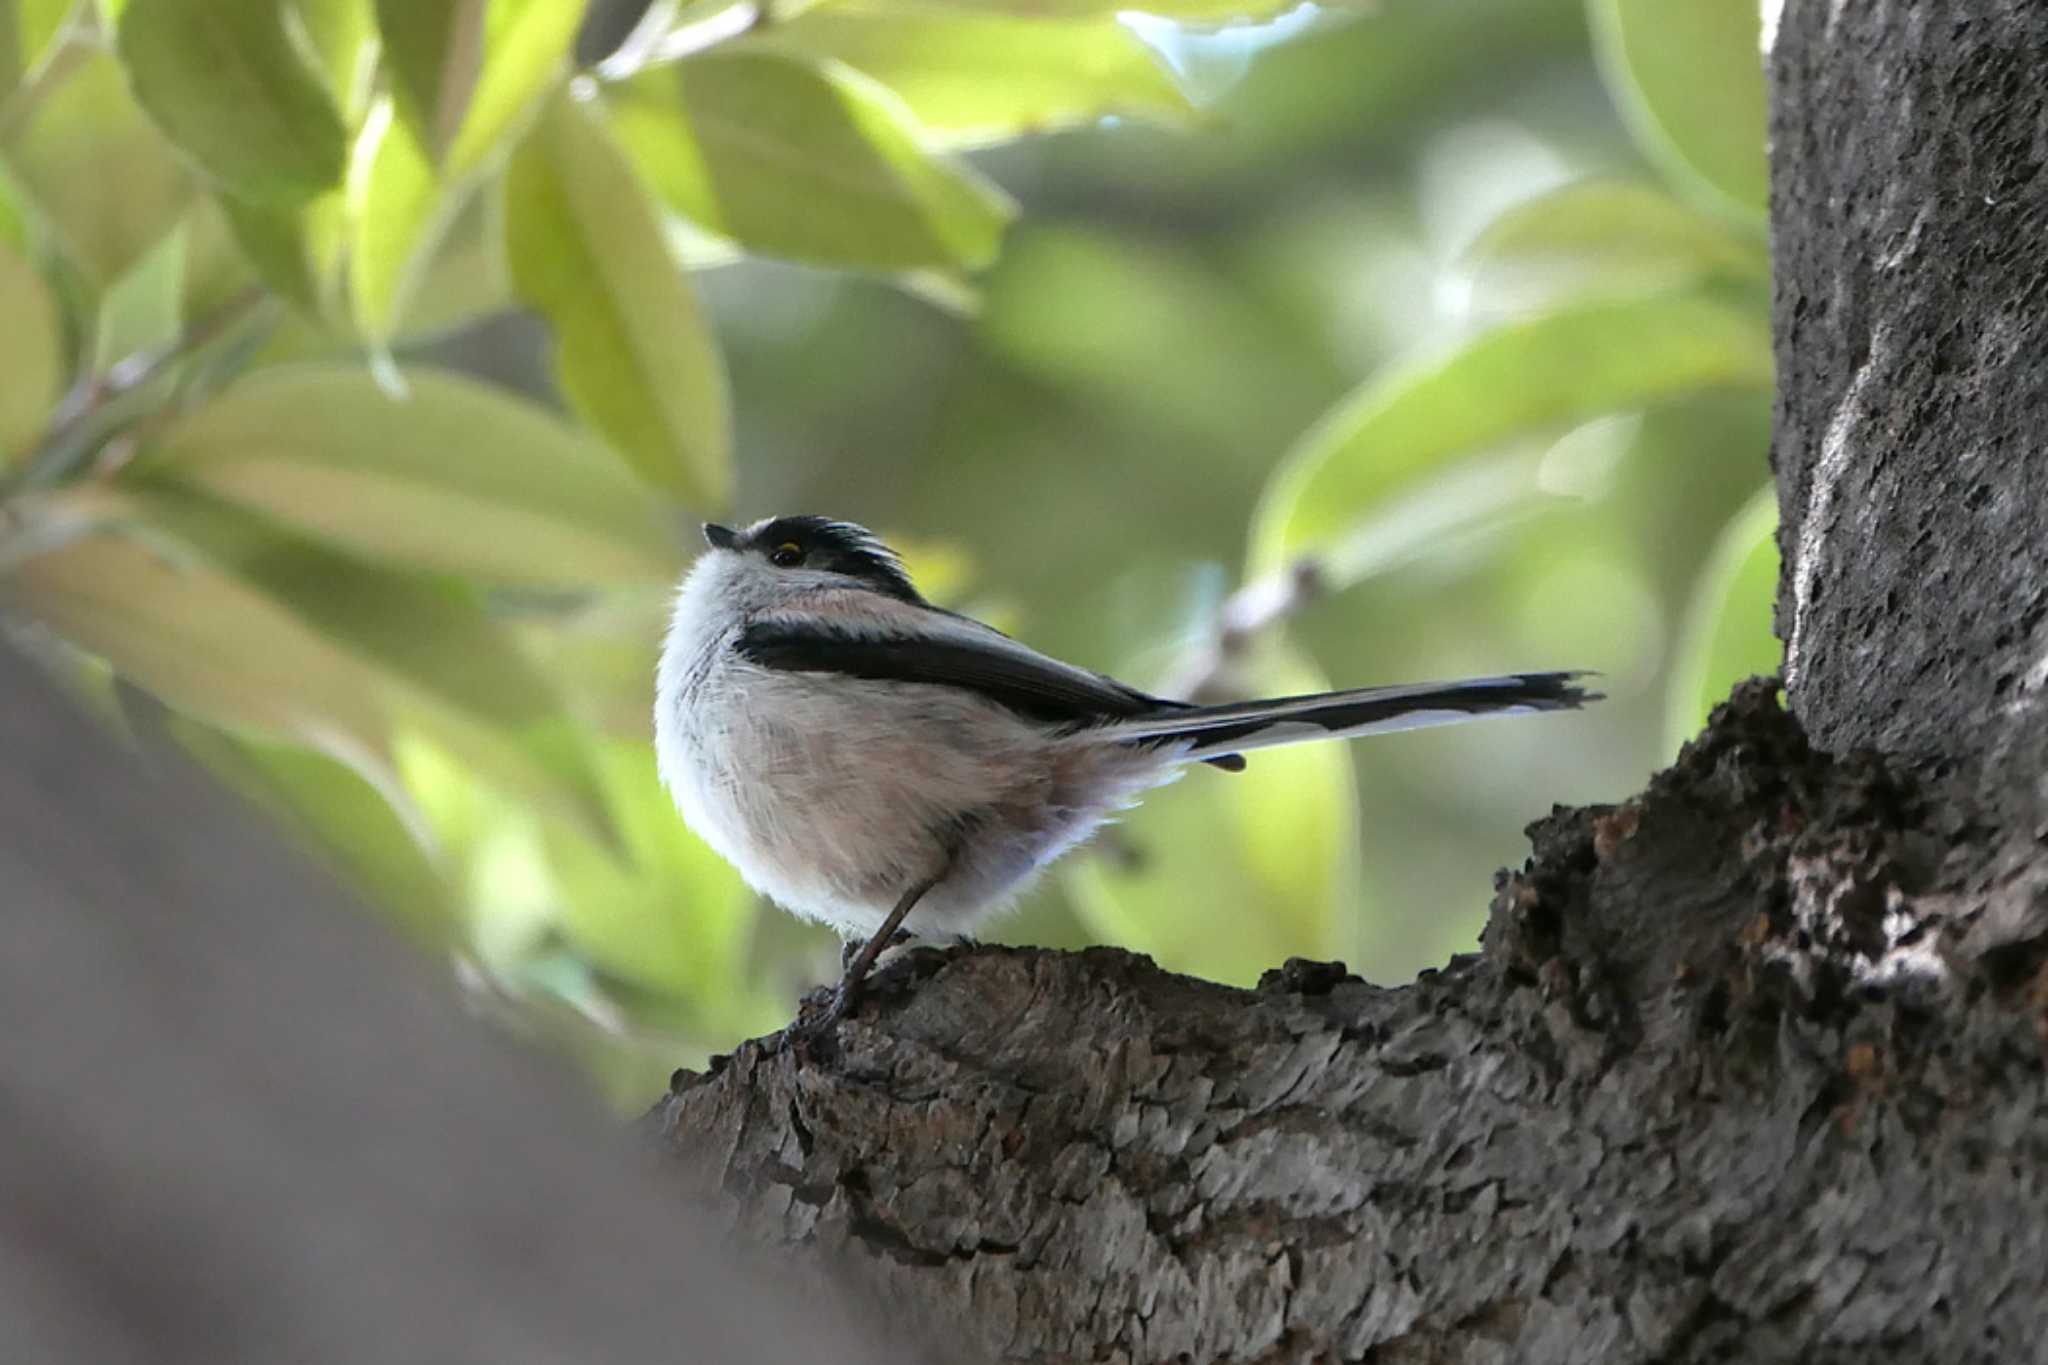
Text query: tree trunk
649 7 2048 1361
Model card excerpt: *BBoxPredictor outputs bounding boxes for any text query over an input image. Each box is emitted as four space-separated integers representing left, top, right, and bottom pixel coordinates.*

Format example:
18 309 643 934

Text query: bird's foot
840 927 914 973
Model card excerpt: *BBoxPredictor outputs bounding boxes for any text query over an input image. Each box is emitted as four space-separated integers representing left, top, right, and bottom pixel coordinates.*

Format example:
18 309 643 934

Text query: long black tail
1102 671 1598 760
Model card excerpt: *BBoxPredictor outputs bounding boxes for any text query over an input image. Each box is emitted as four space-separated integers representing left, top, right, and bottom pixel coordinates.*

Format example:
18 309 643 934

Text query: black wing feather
736 620 1173 727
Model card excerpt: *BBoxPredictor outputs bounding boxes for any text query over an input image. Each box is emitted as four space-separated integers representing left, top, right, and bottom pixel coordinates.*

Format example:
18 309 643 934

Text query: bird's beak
702 523 738 550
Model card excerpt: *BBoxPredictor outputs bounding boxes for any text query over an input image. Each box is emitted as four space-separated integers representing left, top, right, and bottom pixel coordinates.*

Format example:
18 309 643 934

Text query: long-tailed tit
656 516 1596 1028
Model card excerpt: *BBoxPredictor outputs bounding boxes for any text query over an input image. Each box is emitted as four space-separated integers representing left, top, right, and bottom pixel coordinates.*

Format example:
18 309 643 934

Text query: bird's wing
735 610 1169 727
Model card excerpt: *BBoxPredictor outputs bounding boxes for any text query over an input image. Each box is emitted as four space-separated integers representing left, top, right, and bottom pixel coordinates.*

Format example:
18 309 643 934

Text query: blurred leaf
1066 641 1354 985
445 0 579 173
288 0 375 124
7 486 399 768
1591 0 1767 215
3 43 193 285
345 96 446 345
91 218 183 369
507 89 730 505
543 738 753 1003
132 364 681 586
872 0 1317 18
7 483 611 833
0 236 61 464
376 0 579 172
0 0 74 106
389 168 511 336
374 0 482 160
606 50 1014 270
222 187 346 313
117 0 348 204
1462 178 1767 309
178 719 459 948
1666 482 1779 750
1248 293 1774 580
180 190 257 316
746 6 1193 149
983 224 1335 452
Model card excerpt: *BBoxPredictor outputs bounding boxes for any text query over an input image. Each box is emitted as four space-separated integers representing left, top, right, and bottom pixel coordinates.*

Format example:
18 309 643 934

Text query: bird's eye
770 542 805 568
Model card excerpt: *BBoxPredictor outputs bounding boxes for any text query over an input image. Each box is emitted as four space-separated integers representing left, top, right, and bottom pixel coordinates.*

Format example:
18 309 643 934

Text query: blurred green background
0 0 1780 1106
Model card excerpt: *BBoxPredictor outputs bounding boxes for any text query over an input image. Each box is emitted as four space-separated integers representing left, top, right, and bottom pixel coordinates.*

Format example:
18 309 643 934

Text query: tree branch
650 682 2048 1362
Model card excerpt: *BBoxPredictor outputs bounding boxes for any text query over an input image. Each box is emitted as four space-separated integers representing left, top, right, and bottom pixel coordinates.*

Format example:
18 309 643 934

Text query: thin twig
8 283 270 493
1157 556 1329 703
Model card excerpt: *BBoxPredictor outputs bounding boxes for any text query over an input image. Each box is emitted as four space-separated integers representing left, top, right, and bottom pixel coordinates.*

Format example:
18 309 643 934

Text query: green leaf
375 0 482 160
605 50 1014 270
131 364 681 586
221 187 347 314
344 95 468 345
0 237 62 465
7 486 400 765
180 189 257 317
7 483 611 834
1462 178 1768 308
1066 642 1354 986
506 89 730 506
91 218 183 370
1591 0 1767 215
3 43 193 286
543 738 753 1002
176 719 459 949
746 7 1193 149
376 0 580 172
117 0 348 204
446 0 580 173
0 0 76 107
287 0 375 124
1248 293 1774 580
858 0 1311 18
1666 483 1780 750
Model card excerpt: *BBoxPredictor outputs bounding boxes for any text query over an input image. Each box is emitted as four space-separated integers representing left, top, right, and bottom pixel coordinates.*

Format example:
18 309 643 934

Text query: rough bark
652 684 2048 1362
0 648 919 1365
650 7 2048 1362
1769 1 2048 821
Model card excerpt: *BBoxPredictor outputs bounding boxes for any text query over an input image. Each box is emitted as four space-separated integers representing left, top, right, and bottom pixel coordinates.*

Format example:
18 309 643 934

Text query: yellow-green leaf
287 0 375 124
345 95 455 344
747 7 1193 149
606 50 1014 270
506 89 729 506
117 0 348 204
177 719 458 949
3 43 193 286
7 487 399 765
376 0 579 172
6 484 611 833
0 0 76 107
1666 483 1780 751
854 0 1311 18
1248 293 1774 580
374 0 482 160
543 738 753 1002
131 364 681 586
1591 0 1767 216
221 187 347 314
91 219 183 370
1462 178 1768 309
0 237 61 465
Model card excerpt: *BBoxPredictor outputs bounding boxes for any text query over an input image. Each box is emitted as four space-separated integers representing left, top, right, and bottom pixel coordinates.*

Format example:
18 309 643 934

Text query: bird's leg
840 926 915 973
806 874 941 1036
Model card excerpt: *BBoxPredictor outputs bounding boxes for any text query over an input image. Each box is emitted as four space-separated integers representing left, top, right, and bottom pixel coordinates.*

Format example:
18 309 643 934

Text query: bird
655 515 1596 1031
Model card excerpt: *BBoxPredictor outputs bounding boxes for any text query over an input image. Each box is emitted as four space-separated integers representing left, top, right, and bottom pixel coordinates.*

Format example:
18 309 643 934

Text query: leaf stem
4 283 272 495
